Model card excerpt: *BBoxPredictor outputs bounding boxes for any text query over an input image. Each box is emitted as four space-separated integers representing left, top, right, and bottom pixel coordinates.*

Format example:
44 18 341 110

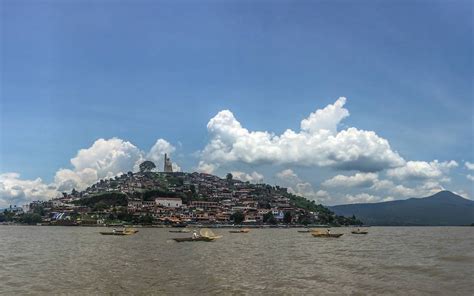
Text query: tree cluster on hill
73 192 128 208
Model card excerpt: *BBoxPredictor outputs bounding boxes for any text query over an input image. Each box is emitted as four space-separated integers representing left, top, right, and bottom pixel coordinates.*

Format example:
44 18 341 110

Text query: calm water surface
0 226 473 295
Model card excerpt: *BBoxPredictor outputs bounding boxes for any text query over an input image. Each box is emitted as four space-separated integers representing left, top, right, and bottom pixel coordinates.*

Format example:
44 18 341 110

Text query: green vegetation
286 193 362 226
230 211 245 224
263 211 276 224
141 189 180 201
297 212 314 225
73 192 128 208
287 194 326 213
0 211 15 222
283 211 293 224
20 213 43 225
139 161 156 173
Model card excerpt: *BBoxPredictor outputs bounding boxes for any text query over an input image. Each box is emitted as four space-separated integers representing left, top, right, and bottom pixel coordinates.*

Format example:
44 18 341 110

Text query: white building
155 197 182 208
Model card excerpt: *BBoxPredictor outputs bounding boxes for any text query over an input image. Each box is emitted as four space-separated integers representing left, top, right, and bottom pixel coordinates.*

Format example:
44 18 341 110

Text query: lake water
0 226 472 295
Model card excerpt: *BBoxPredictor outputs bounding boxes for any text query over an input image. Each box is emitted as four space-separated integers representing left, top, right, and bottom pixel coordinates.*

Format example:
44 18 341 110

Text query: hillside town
1 155 361 227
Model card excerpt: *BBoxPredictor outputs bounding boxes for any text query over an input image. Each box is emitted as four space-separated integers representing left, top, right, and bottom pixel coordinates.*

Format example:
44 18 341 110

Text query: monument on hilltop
164 153 173 173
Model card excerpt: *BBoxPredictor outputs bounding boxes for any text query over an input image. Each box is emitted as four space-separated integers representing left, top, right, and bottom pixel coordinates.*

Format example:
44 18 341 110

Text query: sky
1 0 473 207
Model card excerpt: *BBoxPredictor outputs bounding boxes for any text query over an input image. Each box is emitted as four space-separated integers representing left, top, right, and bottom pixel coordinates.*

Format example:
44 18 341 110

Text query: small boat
173 228 222 242
311 233 344 238
229 228 250 233
100 231 129 236
310 230 343 238
123 228 139 234
173 237 216 242
351 230 368 234
297 229 310 233
100 228 138 236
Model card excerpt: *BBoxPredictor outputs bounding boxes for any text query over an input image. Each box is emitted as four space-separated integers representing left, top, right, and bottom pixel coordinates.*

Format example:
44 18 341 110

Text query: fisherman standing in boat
327 229 331 235
192 230 199 239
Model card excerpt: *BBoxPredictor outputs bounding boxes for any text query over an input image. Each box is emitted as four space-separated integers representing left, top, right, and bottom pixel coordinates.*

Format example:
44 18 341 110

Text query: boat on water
173 228 222 242
173 237 216 242
351 230 368 234
229 228 250 233
310 230 343 238
100 228 138 236
100 231 129 236
311 233 344 238
297 229 310 233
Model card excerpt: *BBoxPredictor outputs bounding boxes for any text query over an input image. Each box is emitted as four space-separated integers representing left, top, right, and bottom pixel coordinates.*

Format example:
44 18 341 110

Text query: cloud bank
199 97 405 173
231 171 264 183
276 169 331 203
1 138 177 208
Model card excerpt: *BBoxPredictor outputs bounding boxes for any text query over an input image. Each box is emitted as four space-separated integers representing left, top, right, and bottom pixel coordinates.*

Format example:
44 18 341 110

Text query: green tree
93 201 108 212
138 214 154 225
33 206 45 216
139 161 156 173
230 211 245 224
263 211 276 224
297 213 313 225
226 173 233 181
21 213 42 225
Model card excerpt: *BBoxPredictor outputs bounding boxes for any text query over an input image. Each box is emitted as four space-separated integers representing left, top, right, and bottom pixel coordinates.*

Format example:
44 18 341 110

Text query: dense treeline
72 192 128 208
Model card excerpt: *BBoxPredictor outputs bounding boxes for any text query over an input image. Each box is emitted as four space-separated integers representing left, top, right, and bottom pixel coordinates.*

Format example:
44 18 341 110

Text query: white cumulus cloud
200 97 405 172
387 160 458 180
465 162 474 170
276 169 330 202
276 169 302 184
371 178 445 198
231 171 264 183
54 138 145 191
345 193 381 203
0 173 58 208
147 139 176 167
2 137 179 207
197 161 217 174
322 172 378 188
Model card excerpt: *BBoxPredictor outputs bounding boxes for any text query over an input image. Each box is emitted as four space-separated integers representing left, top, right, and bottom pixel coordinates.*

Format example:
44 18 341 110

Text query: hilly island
0 159 362 227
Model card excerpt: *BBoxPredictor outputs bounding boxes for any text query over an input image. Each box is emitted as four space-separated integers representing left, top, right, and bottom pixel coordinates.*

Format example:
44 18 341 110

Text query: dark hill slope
330 191 474 226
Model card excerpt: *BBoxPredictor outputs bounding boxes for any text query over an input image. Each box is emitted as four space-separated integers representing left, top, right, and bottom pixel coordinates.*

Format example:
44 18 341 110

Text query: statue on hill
139 161 156 173
164 153 173 173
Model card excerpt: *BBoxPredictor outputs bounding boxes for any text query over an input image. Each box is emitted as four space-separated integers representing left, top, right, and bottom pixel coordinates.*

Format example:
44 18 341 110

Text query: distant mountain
330 191 474 226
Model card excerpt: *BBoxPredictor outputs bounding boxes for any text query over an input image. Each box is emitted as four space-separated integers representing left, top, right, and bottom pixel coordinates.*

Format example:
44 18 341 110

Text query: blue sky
1 0 472 206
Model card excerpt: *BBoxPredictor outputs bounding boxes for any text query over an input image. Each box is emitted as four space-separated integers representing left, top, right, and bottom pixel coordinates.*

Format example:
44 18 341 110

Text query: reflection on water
0 226 473 295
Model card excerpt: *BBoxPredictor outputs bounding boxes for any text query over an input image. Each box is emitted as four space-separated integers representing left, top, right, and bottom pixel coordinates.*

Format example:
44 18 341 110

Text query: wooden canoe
229 229 250 233
311 233 343 238
351 231 368 234
173 237 216 242
100 232 129 236
297 230 310 233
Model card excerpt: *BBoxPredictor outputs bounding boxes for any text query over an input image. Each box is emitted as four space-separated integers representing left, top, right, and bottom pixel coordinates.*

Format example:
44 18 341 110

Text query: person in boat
357 228 361 232
327 229 331 235
192 230 199 239
113 228 116 234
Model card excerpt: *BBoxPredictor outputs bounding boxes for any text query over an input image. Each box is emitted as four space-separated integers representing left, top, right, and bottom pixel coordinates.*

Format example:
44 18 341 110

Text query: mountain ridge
330 191 474 226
